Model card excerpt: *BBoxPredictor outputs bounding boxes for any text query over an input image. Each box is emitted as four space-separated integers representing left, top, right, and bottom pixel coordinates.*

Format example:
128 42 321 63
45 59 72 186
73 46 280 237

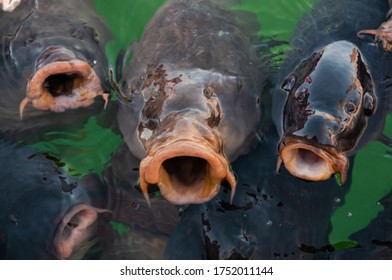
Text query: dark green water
30 0 391 256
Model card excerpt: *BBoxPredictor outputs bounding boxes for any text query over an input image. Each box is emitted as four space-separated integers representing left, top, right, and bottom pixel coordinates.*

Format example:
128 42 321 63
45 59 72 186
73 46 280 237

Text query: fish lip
20 58 108 118
50 204 103 259
278 136 348 183
139 139 236 205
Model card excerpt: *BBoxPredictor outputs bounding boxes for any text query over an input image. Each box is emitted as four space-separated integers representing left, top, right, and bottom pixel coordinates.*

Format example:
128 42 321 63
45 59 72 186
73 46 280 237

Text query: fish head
278 41 376 182
120 64 262 204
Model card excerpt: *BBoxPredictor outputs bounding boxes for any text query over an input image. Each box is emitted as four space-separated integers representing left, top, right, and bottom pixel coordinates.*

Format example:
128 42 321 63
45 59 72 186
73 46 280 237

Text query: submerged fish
274 0 392 183
0 0 111 130
0 139 179 259
117 0 266 205
0 139 109 259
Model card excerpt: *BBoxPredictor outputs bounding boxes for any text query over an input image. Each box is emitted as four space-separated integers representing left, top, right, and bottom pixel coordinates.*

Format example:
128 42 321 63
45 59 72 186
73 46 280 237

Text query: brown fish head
19 46 109 118
278 41 376 182
119 64 262 205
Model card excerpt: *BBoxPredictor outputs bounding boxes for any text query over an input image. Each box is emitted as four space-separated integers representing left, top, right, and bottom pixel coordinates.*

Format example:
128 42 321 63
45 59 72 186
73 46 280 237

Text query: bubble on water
334 197 341 203
346 212 353 218
266 220 273 227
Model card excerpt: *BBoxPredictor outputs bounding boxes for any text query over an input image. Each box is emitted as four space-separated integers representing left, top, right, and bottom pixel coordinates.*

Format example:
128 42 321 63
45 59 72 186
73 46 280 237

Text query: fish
274 0 392 183
0 0 111 131
117 0 266 205
0 138 179 259
0 139 109 259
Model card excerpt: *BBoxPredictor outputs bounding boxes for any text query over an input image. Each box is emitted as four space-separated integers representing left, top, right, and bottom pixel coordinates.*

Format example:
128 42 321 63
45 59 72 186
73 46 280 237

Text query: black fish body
0 139 110 259
0 0 111 132
274 0 392 182
117 0 266 204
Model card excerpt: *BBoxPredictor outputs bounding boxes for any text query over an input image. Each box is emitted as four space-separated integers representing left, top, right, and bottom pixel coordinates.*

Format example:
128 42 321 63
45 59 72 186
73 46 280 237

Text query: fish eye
345 101 357 114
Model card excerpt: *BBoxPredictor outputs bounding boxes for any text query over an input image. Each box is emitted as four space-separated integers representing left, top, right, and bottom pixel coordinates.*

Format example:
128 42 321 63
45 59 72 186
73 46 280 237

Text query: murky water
1 0 391 259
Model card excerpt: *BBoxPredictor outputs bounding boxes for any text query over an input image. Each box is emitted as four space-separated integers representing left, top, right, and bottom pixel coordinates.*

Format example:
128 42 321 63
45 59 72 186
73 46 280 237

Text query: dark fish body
0 138 179 259
0 139 109 259
0 0 111 132
118 0 266 204
274 0 392 182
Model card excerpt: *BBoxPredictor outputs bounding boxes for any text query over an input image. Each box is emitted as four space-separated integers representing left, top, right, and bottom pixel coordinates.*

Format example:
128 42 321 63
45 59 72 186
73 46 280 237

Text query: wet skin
277 41 376 182
117 0 266 205
274 0 392 183
165 0 392 260
0 139 179 259
0 0 111 132
0 139 108 259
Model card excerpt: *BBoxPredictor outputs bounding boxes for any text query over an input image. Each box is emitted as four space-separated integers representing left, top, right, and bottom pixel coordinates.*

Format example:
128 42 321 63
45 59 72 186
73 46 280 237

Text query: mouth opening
19 58 109 118
278 139 348 183
53 206 98 259
162 156 208 191
44 73 82 97
139 140 236 205
284 148 332 180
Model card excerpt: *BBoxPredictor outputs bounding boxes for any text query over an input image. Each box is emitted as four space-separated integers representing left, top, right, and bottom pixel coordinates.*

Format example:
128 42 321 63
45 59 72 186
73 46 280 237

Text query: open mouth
139 140 236 205
19 57 109 118
277 137 348 183
52 205 104 259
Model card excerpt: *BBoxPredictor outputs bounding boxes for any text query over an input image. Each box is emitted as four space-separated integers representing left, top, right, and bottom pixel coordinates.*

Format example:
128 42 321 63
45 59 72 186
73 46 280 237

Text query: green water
31 0 391 254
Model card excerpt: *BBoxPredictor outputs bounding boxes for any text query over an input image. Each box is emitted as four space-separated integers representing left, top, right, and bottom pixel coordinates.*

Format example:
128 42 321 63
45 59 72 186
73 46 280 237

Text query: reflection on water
0 0 391 259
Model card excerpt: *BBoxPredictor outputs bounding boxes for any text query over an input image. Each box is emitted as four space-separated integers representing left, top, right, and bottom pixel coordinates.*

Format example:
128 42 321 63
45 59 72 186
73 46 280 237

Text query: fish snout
291 113 342 146
50 204 108 259
277 136 348 183
139 119 236 205
20 46 108 118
